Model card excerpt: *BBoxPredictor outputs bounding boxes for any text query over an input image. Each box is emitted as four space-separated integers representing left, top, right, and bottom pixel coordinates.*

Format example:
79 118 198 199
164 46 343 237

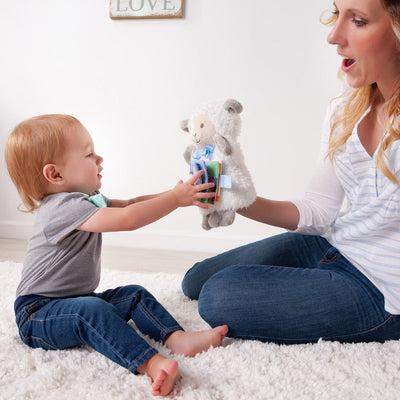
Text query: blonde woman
182 0 400 344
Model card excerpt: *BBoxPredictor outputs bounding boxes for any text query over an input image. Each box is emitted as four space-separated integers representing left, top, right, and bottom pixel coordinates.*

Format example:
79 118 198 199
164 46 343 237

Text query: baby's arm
78 170 214 233
110 193 168 208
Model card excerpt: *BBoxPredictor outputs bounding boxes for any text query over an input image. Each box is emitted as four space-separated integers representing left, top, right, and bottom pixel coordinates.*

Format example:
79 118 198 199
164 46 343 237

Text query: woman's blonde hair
321 0 400 184
5 114 82 212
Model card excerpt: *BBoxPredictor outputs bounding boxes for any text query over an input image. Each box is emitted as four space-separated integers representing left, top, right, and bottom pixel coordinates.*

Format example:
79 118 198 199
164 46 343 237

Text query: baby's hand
172 170 215 209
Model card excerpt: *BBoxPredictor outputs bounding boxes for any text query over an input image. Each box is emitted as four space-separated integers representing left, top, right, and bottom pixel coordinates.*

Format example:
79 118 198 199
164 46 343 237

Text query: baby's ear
42 164 63 184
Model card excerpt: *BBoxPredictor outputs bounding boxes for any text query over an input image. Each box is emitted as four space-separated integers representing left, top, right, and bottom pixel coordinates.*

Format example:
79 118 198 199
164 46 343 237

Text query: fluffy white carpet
1 261 400 400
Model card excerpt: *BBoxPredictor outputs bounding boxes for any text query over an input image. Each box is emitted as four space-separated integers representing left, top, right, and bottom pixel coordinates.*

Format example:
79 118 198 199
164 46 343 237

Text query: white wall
0 0 341 253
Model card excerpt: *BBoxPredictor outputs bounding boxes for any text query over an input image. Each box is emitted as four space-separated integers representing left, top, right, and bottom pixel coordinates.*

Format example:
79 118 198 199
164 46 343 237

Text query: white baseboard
0 221 267 253
0 221 34 241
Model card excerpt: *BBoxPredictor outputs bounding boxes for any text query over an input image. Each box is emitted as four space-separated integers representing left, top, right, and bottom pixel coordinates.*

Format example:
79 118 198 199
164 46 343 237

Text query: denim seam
17 299 51 324
313 313 395 341
19 330 59 350
325 254 391 339
101 294 182 341
160 326 183 344
368 314 394 332
17 310 30 326
128 347 158 373
234 314 396 343
137 300 181 343
108 295 136 305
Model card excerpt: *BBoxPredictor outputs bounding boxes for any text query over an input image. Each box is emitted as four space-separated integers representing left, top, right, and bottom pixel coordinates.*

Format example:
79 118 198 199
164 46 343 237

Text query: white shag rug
1 261 400 400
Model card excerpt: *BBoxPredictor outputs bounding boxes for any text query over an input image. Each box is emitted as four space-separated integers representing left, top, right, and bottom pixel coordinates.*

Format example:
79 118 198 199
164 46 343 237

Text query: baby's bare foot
137 354 180 397
151 358 180 397
166 325 229 357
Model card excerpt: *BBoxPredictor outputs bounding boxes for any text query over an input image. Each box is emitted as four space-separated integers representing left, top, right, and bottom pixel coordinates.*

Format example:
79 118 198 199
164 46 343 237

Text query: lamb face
190 114 216 146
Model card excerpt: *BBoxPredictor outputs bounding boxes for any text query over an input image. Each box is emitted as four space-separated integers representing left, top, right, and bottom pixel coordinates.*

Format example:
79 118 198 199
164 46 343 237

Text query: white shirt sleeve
291 105 345 235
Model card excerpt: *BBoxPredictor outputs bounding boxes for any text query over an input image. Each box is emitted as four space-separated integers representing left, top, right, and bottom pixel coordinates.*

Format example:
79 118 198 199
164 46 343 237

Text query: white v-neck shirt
293 99 400 314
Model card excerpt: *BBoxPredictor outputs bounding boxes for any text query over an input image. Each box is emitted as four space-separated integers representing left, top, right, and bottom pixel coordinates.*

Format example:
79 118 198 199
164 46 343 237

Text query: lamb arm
183 144 195 164
214 136 233 156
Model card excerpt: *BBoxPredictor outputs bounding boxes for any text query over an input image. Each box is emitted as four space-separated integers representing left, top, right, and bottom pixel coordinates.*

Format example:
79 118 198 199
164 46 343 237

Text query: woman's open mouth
342 57 356 72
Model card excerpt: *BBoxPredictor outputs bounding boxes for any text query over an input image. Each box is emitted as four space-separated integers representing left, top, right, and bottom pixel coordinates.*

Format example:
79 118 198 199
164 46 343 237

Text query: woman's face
327 0 400 99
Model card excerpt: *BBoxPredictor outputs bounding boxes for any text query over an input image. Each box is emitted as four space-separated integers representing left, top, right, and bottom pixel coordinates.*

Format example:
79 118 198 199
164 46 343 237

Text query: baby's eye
200 123 204 128
87 153 94 157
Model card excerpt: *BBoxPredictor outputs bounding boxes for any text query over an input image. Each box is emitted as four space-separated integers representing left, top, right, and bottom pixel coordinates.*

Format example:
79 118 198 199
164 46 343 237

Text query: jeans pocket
320 247 340 265
17 318 33 346
16 298 56 350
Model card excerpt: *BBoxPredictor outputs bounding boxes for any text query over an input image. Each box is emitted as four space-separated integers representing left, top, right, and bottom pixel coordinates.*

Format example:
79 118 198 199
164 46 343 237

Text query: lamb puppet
181 98 257 230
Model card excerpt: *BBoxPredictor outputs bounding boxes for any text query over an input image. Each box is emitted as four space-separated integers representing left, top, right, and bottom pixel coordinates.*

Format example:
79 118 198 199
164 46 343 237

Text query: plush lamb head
181 98 257 230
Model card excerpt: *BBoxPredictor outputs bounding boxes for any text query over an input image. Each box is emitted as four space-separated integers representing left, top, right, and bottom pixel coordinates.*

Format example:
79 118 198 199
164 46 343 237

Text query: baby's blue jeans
182 233 400 344
15 285 182 372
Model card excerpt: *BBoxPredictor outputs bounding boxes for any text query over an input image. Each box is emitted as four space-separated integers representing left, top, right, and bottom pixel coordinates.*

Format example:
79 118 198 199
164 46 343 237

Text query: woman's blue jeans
182 233 400 344
15 285 182 372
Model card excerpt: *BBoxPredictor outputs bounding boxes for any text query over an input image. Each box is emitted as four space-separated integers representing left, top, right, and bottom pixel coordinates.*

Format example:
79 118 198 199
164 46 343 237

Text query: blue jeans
182 233 400 344
15 285 182 372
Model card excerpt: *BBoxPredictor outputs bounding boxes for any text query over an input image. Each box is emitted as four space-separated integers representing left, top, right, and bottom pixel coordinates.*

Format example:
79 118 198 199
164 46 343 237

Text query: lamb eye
200 123 204 128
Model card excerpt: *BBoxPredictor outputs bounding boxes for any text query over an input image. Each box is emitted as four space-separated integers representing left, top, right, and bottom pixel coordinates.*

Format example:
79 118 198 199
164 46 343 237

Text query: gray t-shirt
16 192 110 298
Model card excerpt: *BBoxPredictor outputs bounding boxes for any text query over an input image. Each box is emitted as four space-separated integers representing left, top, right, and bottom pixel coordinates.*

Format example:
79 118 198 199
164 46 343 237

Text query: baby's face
57 125 103 194
191 114 215 146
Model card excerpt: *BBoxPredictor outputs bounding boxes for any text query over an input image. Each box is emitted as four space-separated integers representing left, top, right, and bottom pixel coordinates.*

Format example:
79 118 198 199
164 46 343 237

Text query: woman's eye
200 123 204 128
87 153 94 157
353 18 366 27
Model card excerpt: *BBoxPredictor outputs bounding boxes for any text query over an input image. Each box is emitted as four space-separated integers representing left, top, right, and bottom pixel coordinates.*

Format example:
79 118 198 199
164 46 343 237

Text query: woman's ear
43 164 63 184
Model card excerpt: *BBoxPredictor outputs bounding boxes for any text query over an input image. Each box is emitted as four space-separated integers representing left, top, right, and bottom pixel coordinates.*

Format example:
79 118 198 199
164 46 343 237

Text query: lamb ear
180 119 189 132
224 99 243 114
183 145 193 164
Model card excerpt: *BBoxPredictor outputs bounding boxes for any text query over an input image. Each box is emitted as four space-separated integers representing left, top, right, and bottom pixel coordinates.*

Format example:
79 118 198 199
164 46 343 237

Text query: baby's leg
165 325 228 357
137 354 180 397
98 284 183 344
21 295 181 396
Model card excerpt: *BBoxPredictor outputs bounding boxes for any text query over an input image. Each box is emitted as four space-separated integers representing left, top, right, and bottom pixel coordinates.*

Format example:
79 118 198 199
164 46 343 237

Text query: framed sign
110 0 184 19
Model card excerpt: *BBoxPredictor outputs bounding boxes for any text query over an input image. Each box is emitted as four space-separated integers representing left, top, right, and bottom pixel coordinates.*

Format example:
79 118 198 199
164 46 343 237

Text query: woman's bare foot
137 354 180 397
165 325 229 357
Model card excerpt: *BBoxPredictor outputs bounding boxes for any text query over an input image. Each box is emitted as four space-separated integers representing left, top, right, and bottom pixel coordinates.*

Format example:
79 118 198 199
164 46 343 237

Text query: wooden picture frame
110 0 184 19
